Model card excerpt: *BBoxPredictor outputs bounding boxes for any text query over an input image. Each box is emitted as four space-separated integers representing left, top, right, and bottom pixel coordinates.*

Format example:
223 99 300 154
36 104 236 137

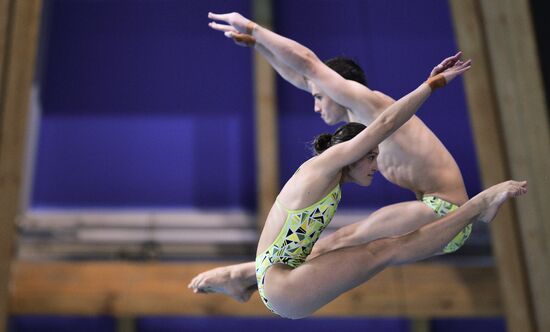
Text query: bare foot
474 180 527 223
188 263 257 303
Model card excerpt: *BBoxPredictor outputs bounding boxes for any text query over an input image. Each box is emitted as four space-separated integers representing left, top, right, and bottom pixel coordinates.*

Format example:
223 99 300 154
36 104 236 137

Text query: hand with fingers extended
208 12 257 47
426 52 472 90
429 51 463 77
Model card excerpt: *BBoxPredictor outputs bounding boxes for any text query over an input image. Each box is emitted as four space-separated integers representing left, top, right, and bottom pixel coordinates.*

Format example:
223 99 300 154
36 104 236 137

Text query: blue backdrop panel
8 315 506 332
431 317 506 332
40 0 252 115
136 316 410 332
275 0 481 208
33 0 481 210
33 114 253 208
33 0 255 209
8 315 115 332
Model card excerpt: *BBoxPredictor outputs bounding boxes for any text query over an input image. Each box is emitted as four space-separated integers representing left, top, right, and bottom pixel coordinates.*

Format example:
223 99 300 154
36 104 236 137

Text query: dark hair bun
313 133 332 155
311 122 366 156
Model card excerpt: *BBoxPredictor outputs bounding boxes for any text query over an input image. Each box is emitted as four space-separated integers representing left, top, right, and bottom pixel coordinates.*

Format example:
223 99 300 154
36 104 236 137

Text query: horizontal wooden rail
9 261 501 317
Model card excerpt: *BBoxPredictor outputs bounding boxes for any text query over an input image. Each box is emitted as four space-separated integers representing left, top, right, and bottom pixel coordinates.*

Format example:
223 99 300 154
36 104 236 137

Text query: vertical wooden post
479 1 550 330
0 0 42 330
410 318 430 332
449 0 550 331
0 0 11 99
252 0 278 230
116 316 135 332
448 2 534 330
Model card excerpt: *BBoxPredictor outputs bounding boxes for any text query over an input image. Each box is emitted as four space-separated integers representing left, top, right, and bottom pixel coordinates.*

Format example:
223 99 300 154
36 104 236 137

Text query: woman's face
346 148 379 186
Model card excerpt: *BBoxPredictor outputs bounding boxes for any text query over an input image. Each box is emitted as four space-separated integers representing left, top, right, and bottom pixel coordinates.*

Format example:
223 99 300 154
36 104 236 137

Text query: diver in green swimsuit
190 48 524 317
188 13 529 317
251 64 465 315
190 66 527 317
189 14 474 303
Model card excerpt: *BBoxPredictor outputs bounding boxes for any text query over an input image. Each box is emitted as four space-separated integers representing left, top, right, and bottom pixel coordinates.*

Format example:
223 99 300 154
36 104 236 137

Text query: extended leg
188 201 435 299
263 181 527 319
310 200 436 259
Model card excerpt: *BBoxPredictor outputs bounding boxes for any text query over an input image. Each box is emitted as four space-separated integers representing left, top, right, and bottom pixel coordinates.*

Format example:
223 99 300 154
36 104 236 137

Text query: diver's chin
363 177 374 187
323 117 334 125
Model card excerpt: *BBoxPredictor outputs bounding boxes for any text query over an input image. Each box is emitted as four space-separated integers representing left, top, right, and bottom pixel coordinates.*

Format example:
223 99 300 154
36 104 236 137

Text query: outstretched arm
208 18 309 91
314 59 471 175
254 42 310 91
208 12 379 112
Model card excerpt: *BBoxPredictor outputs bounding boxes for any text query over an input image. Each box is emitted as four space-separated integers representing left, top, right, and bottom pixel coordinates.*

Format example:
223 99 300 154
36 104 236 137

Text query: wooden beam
448 2 534 331
252 0 279 230
0 0 12 99
449 0 550 331
479 1 550 330
0 2 14 328
9 261 502 317
0 1 42 330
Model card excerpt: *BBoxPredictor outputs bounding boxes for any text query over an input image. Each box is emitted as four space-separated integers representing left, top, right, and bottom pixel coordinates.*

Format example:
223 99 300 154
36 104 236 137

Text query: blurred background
25 0 483 260
1 0 548 331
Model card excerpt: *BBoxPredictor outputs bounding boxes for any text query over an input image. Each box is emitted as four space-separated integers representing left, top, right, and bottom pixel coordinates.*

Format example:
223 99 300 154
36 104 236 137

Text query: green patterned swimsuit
255 184 341 315
421 195 472 253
